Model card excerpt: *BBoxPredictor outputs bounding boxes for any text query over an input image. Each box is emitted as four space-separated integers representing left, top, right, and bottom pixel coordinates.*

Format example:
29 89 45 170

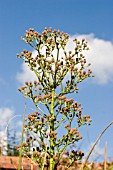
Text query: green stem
32 98 47 117
18 99 26 170
55 143 68 169
54 46 59 87
55 115 65 130
41 138 48 170
50 88 55 170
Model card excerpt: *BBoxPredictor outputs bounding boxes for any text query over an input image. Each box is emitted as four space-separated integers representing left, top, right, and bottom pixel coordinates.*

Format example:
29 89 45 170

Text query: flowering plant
17 27 93 170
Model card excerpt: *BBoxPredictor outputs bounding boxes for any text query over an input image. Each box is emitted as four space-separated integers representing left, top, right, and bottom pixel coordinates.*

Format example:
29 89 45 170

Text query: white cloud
75 34 113 84
16 34 113 85
0 107 14 128
16 62 37 84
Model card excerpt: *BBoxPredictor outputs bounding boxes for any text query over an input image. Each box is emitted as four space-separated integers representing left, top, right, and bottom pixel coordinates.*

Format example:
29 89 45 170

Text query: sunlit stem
50 88 55 170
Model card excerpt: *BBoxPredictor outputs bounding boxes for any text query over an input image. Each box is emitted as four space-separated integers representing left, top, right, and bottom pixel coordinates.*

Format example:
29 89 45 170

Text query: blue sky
0 0 113 161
